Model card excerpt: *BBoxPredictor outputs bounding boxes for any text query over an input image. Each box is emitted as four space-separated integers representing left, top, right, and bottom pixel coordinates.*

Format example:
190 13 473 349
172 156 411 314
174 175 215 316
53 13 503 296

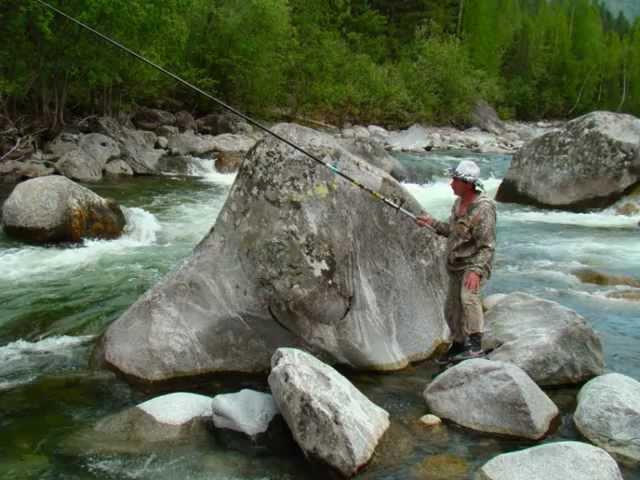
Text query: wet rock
419 414 442 427
1 176 126 244
156 136 169 149
64 392 212 454
424 359 558 439
496 111 640 211
574 373 640 464
157 155 194 175
99 123 449 381
606 290 640 301
211 389 294 454
573 268 640 288
132 107 176 130
477 441 624 480
483 292 604 386
156 125 179 138
615 202 640 216
268 348 389 477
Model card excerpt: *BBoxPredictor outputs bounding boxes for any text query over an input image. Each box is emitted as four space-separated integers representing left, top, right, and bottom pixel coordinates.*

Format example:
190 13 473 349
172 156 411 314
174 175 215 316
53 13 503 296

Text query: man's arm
416 212 451 237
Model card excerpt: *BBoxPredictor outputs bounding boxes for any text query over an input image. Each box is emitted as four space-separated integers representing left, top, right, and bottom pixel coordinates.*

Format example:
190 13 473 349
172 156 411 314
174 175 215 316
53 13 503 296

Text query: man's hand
416 213 434 227
464 271 481 292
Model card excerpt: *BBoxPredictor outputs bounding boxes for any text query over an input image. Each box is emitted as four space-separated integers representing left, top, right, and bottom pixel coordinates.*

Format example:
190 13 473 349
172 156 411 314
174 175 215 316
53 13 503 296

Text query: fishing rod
33 0 417 221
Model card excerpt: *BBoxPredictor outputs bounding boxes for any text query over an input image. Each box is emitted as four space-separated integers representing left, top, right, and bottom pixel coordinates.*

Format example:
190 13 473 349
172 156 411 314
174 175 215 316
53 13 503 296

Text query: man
416 160 496 363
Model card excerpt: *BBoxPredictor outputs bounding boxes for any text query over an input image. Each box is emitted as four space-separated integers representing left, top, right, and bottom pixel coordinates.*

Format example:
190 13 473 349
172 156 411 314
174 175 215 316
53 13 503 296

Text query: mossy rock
412 453 468 480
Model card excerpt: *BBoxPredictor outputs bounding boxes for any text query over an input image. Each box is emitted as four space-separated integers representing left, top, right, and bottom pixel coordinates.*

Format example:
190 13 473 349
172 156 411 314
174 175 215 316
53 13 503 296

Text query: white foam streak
501 209 639 229
187 157 237 186
0 335 94 363
0 207 161 282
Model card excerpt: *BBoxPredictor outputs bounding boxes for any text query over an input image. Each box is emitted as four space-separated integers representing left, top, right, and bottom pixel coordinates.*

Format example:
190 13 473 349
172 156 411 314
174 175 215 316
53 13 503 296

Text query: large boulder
496 111 640 210
63 392 212 454
483 292 604 386
54 133 120 181
339 137 408 182
423 359 558 439
574 373 640 464
268 348 389 477
0 159 55 183
1 176 126 244
471 100 506 135
477 441 624 480
97 122 449 382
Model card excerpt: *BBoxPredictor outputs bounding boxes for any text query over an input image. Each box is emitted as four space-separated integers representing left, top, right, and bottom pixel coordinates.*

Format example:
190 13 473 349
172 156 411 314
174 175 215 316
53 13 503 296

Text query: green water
1 157 638 479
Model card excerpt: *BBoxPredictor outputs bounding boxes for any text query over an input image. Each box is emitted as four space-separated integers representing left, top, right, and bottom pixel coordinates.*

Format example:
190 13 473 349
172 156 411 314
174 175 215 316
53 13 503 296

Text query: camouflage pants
445 270 484 344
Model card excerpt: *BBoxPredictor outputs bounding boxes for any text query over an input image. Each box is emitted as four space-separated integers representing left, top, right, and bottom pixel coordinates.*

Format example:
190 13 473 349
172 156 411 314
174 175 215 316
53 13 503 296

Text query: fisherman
416 160 496 363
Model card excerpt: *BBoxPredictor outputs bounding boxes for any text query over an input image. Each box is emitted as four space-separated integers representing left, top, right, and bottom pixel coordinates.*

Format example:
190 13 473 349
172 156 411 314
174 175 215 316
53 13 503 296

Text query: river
0 152 638 479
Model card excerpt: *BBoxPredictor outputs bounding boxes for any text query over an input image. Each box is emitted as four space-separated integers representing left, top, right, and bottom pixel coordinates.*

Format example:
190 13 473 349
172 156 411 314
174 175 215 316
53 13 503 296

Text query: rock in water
423 359 558 439
483 292 604 386
1 175 126 244
574 373 640 464
496 111 640 211
268 348 389 477
98 123 449 382
477 441 624 480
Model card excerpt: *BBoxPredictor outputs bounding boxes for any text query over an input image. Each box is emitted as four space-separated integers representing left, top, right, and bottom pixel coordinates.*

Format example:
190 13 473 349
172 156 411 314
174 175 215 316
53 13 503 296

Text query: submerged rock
1 176 126 244
99 122 449 382
496 111 640 211
423 359 558 439
64 392 213 454
268 348 389 477
483 292 604 386
477 441 624 480
574 373 640 465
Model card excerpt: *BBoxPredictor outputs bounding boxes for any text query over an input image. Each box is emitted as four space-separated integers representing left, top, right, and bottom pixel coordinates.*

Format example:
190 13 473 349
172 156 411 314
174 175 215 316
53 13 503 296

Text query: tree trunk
617 60 627 111
457 0 465 38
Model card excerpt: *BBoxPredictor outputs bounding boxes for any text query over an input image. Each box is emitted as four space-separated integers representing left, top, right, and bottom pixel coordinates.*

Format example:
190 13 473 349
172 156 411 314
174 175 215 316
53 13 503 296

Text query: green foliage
1 0 640 126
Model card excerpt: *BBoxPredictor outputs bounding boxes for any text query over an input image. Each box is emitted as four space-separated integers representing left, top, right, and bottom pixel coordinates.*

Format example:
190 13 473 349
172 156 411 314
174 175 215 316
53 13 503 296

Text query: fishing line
33 0 417 221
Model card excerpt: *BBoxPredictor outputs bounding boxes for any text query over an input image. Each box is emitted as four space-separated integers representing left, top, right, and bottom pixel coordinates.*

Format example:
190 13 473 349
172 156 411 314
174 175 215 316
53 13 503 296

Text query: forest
1 0 639 128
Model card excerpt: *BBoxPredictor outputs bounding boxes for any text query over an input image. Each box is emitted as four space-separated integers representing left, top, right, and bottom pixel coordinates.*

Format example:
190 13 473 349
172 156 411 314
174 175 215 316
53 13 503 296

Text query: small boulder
0 160 54 183
132 107 176 130
103 160 134 177
64 392 212 454
573 268 640 288
214 151 243 173
1 176 126 244
477 441 624 480
211 389 293 454
574 373 640 464
483 292 604 386
175 111 196 132
424 359 558 439
268 348 389 477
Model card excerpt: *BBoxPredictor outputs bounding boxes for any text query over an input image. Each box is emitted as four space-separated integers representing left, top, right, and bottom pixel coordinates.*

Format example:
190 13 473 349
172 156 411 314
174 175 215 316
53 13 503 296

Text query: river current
0 152 638 479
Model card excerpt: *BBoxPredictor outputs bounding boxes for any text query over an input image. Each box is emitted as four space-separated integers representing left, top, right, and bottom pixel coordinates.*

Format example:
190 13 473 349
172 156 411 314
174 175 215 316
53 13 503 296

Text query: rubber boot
452 333 484 362
436 341 466 365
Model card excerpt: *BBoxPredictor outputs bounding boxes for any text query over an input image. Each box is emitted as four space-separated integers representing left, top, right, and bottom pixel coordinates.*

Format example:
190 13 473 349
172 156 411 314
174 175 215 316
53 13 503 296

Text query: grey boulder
496 111 640 210
268 348 389 477
484 292 604 386
574 373 640 464
477 441 623 480
424 359 558 439
98 122 449 382
55 133 120 181
1 176 125 244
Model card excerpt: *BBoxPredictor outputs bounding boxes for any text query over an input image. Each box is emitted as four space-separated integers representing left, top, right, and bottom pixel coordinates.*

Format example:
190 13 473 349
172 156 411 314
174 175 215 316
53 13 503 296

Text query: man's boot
452 333 484 362
436 340 466 365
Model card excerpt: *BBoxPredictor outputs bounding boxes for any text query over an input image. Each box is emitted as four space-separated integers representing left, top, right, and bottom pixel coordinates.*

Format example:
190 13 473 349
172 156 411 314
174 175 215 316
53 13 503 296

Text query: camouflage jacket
431 194 497 278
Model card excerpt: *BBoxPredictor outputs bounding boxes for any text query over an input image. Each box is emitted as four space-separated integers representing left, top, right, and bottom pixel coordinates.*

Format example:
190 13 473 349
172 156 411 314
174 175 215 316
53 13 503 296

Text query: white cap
449 160 483 191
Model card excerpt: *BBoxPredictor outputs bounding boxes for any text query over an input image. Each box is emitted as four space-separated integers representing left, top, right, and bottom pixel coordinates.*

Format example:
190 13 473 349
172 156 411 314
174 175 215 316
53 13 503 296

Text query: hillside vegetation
1 0 639 128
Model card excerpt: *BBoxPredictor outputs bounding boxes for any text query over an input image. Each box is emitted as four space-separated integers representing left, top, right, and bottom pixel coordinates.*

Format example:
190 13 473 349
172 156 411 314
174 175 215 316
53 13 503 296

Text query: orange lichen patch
412 454 468 480
573 268 640 288
68 202 126 241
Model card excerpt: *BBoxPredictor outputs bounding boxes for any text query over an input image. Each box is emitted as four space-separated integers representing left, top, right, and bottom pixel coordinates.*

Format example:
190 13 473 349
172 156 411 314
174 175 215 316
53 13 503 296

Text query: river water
0 152 638 479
